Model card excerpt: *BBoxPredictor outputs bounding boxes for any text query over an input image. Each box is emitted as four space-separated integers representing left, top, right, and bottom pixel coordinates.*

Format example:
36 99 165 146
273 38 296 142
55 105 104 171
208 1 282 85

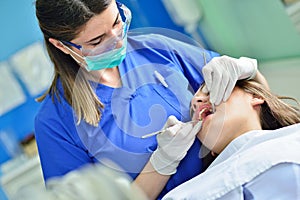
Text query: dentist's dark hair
35 0 112 126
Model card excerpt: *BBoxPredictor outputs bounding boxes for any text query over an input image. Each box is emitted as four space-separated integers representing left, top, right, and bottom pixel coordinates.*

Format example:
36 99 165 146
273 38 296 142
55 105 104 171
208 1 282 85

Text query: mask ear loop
60 41 90 71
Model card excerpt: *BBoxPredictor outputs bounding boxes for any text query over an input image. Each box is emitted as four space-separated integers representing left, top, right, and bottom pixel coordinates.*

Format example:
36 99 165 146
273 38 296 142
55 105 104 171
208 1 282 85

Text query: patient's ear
251 94 264 107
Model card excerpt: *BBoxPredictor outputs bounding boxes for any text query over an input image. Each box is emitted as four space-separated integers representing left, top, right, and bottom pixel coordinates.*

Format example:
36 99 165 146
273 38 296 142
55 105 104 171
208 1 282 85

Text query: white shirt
162 123 300 200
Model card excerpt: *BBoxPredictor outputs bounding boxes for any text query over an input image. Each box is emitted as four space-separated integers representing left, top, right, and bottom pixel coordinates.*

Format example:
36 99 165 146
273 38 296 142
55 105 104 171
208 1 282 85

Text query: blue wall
119 0 186 32
0 0 43 164
0 1 44 199
0 0 43 61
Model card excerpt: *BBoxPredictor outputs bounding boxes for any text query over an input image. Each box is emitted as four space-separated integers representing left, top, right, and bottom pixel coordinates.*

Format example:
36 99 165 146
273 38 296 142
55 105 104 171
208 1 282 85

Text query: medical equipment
154 70 169 88
211 104 215 113
141 120 201 138
202 52 215 114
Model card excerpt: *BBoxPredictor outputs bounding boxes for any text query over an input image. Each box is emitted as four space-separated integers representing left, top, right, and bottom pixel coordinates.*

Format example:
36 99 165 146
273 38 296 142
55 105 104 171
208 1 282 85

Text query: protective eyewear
62 2 131 57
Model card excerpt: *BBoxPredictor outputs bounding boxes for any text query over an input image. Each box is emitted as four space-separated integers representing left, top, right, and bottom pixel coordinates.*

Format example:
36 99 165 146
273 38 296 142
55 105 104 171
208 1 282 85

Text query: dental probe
202 51 215 114
141 120 202 139
211 103 215 113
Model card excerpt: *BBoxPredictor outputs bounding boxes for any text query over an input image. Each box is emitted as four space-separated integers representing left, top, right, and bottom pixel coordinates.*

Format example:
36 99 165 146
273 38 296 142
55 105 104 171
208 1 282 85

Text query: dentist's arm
133 116 202 199
133 162 170 200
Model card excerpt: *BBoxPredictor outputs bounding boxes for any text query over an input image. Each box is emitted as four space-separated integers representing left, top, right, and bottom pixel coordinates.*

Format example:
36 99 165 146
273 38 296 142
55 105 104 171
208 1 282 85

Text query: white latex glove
150 116 202 175
202 55 257 105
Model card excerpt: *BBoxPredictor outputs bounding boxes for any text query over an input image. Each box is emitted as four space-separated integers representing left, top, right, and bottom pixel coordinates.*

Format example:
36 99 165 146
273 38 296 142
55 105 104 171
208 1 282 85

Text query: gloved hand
150 116 202 175
202 55 257 105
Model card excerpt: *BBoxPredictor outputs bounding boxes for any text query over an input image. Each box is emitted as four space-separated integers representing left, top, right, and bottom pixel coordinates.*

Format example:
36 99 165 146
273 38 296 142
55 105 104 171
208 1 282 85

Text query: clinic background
0 0 299 199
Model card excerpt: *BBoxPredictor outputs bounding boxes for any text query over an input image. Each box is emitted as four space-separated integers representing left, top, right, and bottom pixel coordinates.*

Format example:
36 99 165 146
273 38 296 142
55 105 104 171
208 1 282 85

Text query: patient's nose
191 95 209 112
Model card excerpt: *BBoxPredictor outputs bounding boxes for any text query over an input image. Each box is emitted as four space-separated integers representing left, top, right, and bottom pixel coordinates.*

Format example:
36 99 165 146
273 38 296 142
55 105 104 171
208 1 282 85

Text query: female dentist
34 0 259 199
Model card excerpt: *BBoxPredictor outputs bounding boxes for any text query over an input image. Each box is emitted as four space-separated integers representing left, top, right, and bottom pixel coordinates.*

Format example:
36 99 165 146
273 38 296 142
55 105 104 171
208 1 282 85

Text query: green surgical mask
84 38 128 71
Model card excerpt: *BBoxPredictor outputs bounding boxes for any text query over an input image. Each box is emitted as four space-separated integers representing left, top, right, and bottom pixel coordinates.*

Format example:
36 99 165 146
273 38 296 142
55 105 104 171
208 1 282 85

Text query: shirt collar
209 130 267 168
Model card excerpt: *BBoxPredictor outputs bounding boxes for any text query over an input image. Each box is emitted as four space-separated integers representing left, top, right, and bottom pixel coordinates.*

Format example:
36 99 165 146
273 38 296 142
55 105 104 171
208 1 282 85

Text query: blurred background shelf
0 154 44 199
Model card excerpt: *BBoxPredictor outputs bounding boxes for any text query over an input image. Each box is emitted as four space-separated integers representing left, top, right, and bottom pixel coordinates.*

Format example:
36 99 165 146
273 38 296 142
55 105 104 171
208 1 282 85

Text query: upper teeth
198 108 207 121
198 107 214 121
199 108 207 115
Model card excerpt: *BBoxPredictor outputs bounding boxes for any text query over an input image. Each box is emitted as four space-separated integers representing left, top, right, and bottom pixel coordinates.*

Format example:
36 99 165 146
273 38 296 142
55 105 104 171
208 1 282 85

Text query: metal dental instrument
202 52 215 114
211 103 215 113
141 130 165 139
141 120 201 139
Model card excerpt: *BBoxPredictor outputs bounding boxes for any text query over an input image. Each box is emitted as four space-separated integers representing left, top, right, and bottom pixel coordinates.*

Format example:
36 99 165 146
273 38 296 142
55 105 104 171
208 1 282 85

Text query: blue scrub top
35 33 219 198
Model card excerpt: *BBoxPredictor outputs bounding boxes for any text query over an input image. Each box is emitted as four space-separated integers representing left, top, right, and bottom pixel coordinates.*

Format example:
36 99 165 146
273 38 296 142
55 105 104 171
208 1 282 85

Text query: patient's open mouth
198 106 213 121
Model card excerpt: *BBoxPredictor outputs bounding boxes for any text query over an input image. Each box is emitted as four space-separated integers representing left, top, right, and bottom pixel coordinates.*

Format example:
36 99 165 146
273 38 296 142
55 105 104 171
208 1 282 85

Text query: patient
163 80 300 200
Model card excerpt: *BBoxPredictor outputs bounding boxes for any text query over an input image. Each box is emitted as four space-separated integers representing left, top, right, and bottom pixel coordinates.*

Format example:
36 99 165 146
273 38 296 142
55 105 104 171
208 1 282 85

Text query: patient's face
191 85 255 154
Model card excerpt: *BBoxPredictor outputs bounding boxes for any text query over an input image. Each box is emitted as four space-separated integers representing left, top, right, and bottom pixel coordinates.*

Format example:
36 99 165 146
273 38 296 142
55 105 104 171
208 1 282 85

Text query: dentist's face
68 0 122 57
191 85 255 154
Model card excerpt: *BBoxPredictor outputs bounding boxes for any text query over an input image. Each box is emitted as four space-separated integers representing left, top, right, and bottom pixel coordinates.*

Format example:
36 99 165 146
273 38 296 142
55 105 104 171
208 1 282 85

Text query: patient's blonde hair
237 80 300 130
